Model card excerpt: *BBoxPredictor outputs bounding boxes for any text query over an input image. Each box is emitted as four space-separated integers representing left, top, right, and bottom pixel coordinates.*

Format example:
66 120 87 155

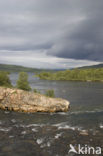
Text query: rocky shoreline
0 87 70 113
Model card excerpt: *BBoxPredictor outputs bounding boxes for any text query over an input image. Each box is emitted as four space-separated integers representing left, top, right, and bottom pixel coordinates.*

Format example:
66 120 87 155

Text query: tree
0 71 12 87
16 72 31 91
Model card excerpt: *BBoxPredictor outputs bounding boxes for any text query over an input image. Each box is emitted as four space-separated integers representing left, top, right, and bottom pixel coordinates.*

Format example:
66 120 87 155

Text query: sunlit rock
0 87 70 113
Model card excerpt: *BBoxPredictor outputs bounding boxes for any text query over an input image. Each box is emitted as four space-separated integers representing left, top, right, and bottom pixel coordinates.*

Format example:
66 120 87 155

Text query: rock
0 87 70 113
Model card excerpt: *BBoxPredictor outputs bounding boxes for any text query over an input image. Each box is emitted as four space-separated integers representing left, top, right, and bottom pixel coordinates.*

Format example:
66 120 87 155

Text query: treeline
37 68 103 81
0 71 55 97
0 64 56 73
0 64 43 72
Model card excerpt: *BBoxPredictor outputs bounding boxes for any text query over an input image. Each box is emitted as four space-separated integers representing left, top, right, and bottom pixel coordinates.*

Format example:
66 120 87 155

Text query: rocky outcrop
0 87 70 113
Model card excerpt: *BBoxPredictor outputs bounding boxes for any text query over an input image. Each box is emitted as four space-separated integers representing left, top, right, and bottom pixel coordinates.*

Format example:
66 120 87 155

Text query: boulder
0 87 70 113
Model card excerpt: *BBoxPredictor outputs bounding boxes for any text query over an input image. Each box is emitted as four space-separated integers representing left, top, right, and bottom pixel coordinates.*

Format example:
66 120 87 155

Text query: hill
0 64 49 73
79 63 103 69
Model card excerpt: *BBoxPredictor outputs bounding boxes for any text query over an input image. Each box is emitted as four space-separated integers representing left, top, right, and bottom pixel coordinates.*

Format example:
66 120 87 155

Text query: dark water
0 73 103 156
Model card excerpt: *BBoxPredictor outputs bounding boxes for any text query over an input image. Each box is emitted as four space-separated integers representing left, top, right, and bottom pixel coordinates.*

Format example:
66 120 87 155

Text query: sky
0 0 103 69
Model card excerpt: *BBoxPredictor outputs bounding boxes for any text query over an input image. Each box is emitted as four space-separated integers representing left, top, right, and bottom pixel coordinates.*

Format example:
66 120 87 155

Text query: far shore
36 68 103 82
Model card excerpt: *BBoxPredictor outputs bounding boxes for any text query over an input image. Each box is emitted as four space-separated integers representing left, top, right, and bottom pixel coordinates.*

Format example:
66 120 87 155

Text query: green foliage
37 68 103 82
45 89 55 98
33 89 40 94
16 72 31 91
37 72 53 80
33 88 55 97
0 71 12 87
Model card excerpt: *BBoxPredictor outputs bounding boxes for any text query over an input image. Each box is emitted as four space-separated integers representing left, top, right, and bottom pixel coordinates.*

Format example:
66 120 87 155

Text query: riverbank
0 87 70 113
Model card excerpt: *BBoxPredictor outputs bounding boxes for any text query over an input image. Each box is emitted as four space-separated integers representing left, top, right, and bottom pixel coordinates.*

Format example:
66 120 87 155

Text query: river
0 72 103 156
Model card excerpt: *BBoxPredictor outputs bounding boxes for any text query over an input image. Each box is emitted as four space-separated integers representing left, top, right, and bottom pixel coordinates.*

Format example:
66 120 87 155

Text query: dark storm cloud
46 0 103 61
0 0 103 66
51 15 103 61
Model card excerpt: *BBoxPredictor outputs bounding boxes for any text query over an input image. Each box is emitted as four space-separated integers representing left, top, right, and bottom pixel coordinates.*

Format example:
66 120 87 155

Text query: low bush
33 89 40 94
45 89 55 98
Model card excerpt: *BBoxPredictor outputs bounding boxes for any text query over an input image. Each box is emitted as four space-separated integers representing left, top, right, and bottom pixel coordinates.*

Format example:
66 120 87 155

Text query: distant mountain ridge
0 63 103 72
0 64 52 72
79 63 103 69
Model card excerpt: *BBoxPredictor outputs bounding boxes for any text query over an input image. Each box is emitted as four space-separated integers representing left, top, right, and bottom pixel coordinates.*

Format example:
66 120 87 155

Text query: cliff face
0 87 70 113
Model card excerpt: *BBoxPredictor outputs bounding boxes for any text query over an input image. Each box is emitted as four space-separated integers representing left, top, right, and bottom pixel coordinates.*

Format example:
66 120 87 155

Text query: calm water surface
0 72 103 156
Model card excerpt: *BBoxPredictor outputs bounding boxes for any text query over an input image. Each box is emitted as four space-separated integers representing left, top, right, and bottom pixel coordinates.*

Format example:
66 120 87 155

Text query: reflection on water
0 72 102 155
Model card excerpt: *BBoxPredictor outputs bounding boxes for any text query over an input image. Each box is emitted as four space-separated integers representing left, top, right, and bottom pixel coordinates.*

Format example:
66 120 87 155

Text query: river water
0 72 103 156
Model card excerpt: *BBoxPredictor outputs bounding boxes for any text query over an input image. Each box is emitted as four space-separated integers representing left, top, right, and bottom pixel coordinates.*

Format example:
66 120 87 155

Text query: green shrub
16 72 31 91
0 71 12 87
33 89 40 94
45 89 55 98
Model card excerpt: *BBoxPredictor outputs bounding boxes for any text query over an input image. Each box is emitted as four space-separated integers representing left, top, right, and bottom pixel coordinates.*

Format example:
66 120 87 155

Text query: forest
37 68 103 81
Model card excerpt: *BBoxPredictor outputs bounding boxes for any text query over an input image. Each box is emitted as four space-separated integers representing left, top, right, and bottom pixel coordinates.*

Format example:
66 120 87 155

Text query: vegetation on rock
33 88 55 97
33 89 40 94
45 89 55 98
16 72 31 91
0 71 56 97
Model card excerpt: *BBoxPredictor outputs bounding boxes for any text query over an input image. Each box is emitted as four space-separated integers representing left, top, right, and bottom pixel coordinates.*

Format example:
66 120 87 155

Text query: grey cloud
46 0 103 61
0 0 102 68
0 42 53 51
